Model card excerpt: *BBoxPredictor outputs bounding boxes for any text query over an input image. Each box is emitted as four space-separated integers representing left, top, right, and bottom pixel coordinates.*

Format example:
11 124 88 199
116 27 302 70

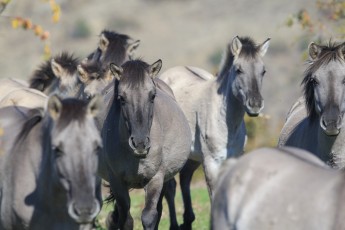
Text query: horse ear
87 95 103 117
231 36 242 56
47 95 62 120
77 64 88 83
259 38 270 57
149 59 162 78
99 33 109 52
104 67 114 82
127 39 140 57
51 59 64 78
308 42 322 60
109 63 123 81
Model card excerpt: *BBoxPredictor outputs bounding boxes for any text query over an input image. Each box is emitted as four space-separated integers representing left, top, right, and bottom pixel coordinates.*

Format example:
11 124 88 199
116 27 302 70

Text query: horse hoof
105 211 119 230
179 223 192 230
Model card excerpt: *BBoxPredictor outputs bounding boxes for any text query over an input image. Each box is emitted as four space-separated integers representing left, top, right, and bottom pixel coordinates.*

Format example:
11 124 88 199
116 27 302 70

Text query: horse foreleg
107 180 133 230
179 159 200 230
142 172 164 230
163 178 179 230
202 155 221 199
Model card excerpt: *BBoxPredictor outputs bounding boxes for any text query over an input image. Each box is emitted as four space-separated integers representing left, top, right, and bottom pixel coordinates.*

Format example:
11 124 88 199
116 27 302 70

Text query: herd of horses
0 29 344 230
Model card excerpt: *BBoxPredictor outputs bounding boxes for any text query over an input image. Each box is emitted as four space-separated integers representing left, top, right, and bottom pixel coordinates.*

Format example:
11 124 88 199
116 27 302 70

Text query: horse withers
211 147 344 230
0 96 103 229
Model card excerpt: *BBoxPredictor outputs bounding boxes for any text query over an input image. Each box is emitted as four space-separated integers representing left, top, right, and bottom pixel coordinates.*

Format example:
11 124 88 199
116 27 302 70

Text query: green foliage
72 19 91 39
286 0 345 40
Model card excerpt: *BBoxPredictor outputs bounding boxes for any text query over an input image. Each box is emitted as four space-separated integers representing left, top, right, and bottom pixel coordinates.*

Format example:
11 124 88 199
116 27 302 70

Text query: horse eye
235 68 242 74
150 94 156 103
118 95 126 105
311 78 319 86
52 146 64 157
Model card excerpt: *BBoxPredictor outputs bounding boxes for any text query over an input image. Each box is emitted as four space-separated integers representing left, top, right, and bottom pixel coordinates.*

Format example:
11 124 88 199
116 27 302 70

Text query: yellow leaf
11 18 18 29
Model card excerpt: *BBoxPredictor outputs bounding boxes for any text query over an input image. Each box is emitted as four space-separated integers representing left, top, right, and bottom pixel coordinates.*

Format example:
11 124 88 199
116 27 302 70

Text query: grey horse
159 36 270 228
101 59 192 230
0 96 103 229
278 41 345 168
211 147 345 230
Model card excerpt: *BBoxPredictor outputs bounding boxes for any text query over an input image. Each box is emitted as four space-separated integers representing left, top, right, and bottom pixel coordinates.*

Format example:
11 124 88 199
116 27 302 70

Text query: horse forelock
238 37 260 59
54 52 79 75
54 99 88 130
302 42 345 120
217 36 259 80
121 59 151 88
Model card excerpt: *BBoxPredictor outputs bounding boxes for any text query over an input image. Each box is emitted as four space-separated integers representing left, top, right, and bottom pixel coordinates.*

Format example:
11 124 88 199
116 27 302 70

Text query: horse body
278 42 345 168
103 59 191 229
211 147 345 230
159 36 270 228
0 97 103 229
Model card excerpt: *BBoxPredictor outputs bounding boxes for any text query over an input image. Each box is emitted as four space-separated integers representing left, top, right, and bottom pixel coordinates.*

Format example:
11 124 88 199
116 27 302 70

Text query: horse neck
214 68 245 130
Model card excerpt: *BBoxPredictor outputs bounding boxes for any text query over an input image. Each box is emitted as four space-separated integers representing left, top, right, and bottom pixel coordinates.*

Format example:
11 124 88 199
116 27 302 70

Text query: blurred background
0 0 344 229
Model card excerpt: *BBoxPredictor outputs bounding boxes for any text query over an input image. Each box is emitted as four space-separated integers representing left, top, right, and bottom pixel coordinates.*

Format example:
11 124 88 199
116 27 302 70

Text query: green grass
96 168 210 229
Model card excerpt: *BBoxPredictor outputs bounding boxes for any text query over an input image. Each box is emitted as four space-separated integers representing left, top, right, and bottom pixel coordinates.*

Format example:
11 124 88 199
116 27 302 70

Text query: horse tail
103 182 116 204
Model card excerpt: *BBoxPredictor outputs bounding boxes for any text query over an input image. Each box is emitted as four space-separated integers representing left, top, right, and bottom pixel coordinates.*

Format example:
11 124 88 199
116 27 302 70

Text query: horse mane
29 52 79 92
217 36 259 80
100 30 132 66
302 41 345 120
121 59 150 88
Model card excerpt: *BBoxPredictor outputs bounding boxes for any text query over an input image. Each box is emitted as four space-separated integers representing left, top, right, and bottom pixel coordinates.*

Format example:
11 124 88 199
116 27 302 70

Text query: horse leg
163 178 179 230
107 180 133 230
179 159 201 230
202 155 221 198
155 182 167 230
141 172 164 230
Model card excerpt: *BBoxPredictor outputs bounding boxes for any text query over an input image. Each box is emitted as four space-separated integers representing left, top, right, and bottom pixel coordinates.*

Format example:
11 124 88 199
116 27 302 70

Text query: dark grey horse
278 41 345 168
0 96 103 229
211 147 345 230
101 59 192 230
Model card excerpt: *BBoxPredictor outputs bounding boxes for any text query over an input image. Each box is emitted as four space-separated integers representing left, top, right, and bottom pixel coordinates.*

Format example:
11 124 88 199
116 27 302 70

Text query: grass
95 168 210 229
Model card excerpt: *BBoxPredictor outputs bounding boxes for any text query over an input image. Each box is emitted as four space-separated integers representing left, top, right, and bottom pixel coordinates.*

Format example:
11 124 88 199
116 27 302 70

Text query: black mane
29 52 79 92
302 42 345 120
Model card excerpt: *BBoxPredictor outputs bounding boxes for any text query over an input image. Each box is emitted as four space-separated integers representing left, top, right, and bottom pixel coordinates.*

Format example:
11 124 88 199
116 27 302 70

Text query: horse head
110 59 162 158
303 42 345 136
46 95 103 223
223 36 270 116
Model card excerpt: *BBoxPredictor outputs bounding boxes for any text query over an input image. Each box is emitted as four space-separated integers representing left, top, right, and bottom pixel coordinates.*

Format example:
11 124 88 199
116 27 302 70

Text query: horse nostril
130 137 136 148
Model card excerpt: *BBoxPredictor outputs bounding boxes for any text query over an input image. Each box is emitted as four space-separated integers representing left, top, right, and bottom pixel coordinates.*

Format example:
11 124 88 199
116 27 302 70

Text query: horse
278 41 345 168
101 59 192 230
29 52 85 99
211 146 345 230
77 30 140 100
0 96 103 229
0 78 28 101
159 36 270 228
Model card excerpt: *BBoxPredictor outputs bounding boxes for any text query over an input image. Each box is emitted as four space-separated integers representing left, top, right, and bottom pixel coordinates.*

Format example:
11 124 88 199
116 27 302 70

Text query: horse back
212 147 342 230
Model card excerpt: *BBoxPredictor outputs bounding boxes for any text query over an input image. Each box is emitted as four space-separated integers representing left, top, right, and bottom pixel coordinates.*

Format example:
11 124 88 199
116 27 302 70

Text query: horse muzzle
245 99 264 117
68 199 100 224
320 115 342 136
128 136 151 158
